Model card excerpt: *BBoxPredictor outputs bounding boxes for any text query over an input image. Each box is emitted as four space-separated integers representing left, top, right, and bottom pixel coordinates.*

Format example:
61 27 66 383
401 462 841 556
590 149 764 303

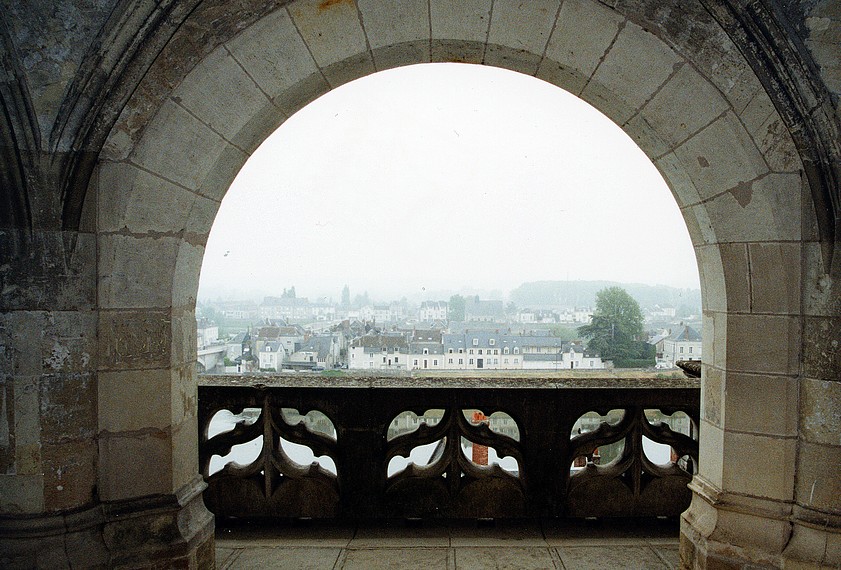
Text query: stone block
170 310 197 368
321 51 376 89
129 99 230 192
0 473 44 514
1 311 96 377
99 431 174 501
358 0 428 50
98 234 180 310
39 373 97 444
226 96 286 155
225 7 319 101
342 547 449 569
173 46 270 144
172 241 204 309
724 373 798 437
534 60 587 94
171 364 197 428
725 313 800 375
695 246 725 312
748 242 801 314
701 173 801 243
0 230 96 312
12 377 40 452
702 364 723 427
623 113 671 159
483 43 543 76
802 316 841 381
721 431 795 501
641 64 730 150
288 0 369 69
98 369 172 433
430 39 485 65
803 242 839 317
799 378 841 446
717 243 750 313
698 420 724 488
655 152 703 209
578 72 638 125
430 0 491 43
794 441 841 513
372 41 430 71
682 204 716 246
272 70 332 118
556 545 667 569
98 309 172 372
738 89 776 139
673 112 768 202
543 0 623 89
488 0 561 57
195 143 249 204
756 112 801 174
42 437 96 511
587 21 682 125
171 417 199 492
97 161 209 235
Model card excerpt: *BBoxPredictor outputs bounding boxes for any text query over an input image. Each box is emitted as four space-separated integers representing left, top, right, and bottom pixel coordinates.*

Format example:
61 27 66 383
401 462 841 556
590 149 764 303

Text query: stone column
0 227 108 567
783 243 841 568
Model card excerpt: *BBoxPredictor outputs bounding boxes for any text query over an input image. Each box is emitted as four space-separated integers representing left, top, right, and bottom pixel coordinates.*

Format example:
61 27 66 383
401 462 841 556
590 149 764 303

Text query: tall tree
577 286 645 360
341 284 350 307
449 294 466 322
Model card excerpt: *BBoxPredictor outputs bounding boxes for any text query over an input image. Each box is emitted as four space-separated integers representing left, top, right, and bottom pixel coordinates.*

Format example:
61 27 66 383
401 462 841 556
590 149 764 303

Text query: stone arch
87 1 834 568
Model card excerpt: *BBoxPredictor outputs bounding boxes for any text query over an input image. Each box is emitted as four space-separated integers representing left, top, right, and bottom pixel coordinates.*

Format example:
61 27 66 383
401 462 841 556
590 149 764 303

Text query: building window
489 339 496 346
478 349 483 355
469 358 474 365
423 348 429 355
458 358 463 364
689 346 693 354
458 348 463 354
448 358 453 364
504 358 509 364
448 348 453 354
504 347 509 354
469 349 474 355
472 338 478 346
382 357 386 363
494 349 499 355
680 346 684 353
395 357 399 363
413 359 418 365
514 347 520 354
514 358 519 363
433 359 438 366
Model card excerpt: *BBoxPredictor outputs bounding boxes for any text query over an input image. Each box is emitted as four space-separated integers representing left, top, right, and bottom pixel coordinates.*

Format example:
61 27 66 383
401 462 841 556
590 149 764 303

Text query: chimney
471 411 489 466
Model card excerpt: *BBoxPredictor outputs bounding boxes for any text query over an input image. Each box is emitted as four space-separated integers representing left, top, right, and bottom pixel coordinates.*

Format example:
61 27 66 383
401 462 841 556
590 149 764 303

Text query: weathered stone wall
0 0 839 568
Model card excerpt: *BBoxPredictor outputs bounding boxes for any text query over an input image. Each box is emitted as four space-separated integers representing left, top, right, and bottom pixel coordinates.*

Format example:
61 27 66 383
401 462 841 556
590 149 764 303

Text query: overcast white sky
198 63 700 303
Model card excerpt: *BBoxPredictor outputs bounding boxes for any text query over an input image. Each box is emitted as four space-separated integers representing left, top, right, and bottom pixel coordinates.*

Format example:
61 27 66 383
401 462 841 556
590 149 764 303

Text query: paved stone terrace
216 519 681 569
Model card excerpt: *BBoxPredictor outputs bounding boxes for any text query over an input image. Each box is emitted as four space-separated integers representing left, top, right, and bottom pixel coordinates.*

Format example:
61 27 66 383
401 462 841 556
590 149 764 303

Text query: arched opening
87 1 823 566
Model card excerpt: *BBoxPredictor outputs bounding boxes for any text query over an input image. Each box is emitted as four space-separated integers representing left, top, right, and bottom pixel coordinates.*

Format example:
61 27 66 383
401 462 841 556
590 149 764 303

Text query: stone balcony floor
215 518 681 569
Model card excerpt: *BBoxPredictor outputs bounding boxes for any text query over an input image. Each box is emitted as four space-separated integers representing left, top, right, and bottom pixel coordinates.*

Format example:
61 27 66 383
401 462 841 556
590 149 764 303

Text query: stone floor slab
340 547 450 570
454 546 561 570
215 523 355 547
350 524 450 547
653 545 680 569
227 546 343 570
556 545 668 569
449 521 547 547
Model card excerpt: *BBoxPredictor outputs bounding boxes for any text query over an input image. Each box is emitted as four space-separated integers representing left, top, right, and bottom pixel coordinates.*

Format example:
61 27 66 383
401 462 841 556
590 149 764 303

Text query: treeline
510 280 700 312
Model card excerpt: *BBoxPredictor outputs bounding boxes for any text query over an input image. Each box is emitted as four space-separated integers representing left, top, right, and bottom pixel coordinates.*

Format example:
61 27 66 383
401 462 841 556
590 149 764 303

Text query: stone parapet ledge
198 372 700 390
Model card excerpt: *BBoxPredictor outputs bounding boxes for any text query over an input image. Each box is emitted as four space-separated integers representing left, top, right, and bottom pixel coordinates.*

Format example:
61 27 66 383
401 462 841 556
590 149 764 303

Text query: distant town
196 281 702 375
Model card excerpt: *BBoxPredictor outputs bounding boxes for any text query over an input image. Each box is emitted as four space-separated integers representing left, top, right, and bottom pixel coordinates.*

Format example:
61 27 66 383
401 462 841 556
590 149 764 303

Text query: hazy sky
198 63 700 302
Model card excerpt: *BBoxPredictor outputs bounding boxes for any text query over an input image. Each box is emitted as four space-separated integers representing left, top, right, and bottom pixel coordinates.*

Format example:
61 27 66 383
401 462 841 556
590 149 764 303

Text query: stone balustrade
198 374 699 521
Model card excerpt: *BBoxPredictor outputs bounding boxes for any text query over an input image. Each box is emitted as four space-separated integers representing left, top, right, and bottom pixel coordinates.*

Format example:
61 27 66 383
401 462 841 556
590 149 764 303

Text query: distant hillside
510 281 701 311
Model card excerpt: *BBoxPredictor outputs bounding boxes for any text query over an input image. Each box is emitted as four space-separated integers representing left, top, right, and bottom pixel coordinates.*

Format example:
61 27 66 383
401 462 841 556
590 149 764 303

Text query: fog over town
198 63 700 305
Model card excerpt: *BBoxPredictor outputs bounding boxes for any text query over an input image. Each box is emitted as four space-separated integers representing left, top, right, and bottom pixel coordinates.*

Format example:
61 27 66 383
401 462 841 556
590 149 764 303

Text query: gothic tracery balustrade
198 374 699 520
